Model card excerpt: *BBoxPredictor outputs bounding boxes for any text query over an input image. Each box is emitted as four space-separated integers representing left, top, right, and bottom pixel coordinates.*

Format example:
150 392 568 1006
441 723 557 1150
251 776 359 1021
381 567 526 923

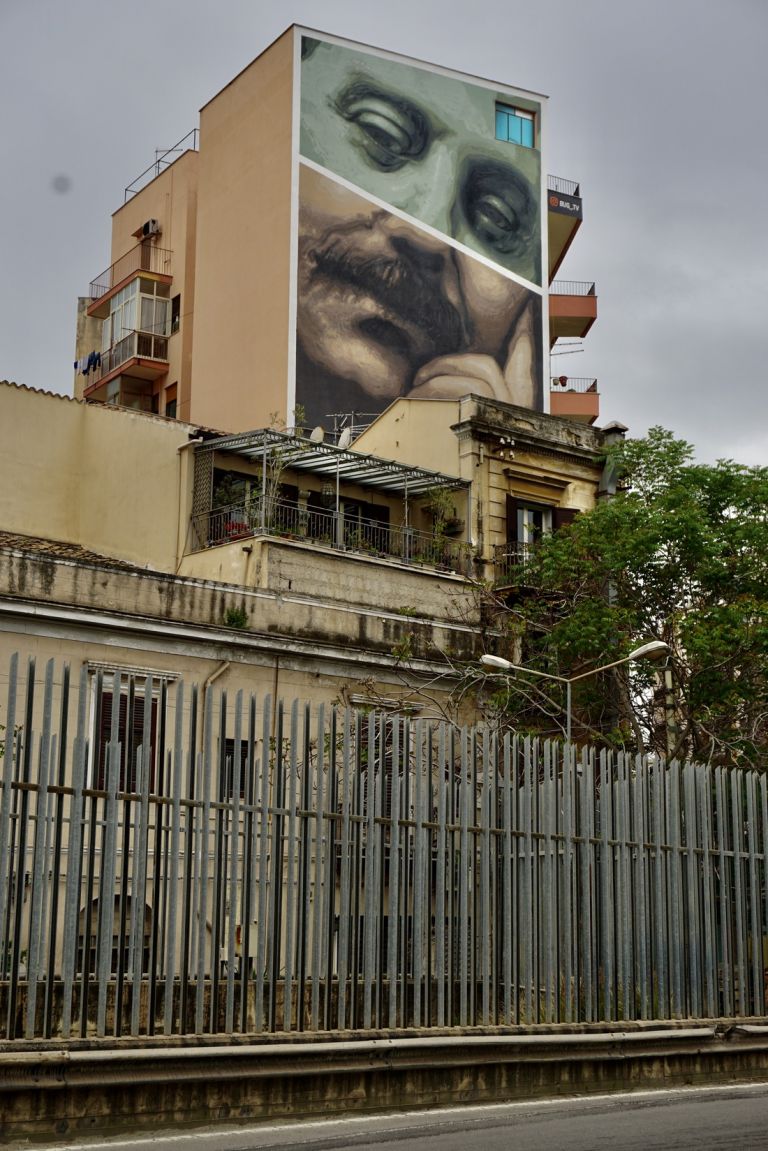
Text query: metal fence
1 654 767 1041
189 499 474 574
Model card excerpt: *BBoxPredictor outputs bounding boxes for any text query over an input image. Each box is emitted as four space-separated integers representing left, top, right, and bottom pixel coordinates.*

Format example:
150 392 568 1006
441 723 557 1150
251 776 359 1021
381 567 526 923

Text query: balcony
492 542 535 588
190 498 474 576
547 175 583 280
87 244 172 315
549 280 597 345
549 376 599 425
83 330 169 405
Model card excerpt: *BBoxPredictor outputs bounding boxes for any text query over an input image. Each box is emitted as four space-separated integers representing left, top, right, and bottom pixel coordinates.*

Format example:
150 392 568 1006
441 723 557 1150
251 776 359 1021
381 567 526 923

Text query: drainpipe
199 660 230 750
176 436 204 570
272 654 280 734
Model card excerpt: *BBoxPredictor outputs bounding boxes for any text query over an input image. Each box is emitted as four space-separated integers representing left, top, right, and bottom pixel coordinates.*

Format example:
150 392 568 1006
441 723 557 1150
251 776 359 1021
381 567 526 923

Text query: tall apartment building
74 26 598 435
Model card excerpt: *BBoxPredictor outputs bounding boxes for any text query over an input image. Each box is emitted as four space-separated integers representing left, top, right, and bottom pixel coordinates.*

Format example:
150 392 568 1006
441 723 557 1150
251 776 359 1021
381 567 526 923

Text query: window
505 496 577 562
222 737 251 800
140 294 170 338
516 503 552 549
171 294 181 333
165 382 178 419
495 103 535 148
95 687 157 793
101 278 170 353
341 498 390 551
102 280 137 353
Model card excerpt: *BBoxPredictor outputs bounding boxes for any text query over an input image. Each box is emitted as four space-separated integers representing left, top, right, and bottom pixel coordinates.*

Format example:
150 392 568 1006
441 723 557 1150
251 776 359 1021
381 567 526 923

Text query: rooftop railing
89 244 172 300
547 174 581 198
550 376 598 393
124 128 199 201
550 280 596 296
190 499 474 575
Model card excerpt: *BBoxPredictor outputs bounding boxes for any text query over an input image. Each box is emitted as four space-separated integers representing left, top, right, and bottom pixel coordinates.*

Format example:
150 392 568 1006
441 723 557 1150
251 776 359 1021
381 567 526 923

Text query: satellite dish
338 427 352 449
309 425 325 443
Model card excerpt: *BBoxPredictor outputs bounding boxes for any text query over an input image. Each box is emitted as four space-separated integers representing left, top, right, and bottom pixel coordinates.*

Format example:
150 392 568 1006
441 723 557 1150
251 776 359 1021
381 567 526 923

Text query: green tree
500 427 768 764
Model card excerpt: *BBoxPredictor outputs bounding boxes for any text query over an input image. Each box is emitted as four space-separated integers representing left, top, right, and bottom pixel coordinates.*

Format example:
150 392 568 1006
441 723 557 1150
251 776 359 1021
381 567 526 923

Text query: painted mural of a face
300 38 542 285
297 166 541 425
296 36 544 426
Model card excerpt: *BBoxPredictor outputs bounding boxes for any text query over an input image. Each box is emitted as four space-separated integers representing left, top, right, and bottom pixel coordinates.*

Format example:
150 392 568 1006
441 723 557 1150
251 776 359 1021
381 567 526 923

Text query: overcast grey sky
1 0 765 464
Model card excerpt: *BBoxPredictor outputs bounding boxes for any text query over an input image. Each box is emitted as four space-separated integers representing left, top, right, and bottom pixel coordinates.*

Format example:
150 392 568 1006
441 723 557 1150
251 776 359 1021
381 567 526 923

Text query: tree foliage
501 427 768 765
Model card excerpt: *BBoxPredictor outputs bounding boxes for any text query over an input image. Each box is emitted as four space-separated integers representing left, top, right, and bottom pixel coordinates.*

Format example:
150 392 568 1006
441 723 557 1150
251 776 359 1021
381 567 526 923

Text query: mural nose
388 233 445 274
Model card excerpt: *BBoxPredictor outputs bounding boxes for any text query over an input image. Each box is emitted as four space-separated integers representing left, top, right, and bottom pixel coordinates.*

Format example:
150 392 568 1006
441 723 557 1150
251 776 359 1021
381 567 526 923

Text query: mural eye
461 167 534 257
470 193 521 245
338 91 428 171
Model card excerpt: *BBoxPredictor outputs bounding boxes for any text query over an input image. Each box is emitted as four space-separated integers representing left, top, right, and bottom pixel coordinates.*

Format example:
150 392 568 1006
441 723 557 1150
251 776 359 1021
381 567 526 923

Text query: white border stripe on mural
298 156 545 298
295 25 549 108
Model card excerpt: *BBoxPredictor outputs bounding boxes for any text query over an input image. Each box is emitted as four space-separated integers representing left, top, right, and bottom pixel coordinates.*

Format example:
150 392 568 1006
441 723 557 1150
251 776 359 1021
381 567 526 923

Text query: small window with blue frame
495 103 535 148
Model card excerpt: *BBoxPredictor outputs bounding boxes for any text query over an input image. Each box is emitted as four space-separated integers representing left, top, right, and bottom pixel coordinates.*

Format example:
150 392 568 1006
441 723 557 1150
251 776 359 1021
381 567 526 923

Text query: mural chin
296 164 542 427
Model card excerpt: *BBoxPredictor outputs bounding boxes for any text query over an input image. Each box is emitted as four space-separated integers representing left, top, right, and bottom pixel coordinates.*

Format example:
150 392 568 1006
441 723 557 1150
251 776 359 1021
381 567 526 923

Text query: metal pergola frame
206 429 467 496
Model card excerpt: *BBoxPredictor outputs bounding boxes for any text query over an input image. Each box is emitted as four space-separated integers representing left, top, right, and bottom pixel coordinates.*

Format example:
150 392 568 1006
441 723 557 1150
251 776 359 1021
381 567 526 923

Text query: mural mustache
307 238 471 366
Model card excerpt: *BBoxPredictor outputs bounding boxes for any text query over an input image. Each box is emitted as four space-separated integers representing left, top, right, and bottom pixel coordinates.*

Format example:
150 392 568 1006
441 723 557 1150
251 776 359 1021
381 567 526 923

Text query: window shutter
553 507 578 532
506 495 519 543
96 689 156 792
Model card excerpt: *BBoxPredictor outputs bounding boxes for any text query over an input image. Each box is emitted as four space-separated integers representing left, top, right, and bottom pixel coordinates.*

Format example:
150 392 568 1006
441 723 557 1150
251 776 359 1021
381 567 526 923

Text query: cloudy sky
1 0 765 464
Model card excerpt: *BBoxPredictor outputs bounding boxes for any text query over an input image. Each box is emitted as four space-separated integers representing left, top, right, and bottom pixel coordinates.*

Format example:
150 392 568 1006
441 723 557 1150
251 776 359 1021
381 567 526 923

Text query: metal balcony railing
550 376 598 393
190 499 474 575
95 330 169 381
547 174 581 198
89 244 173 300
550 280 596 296
493 541 536 586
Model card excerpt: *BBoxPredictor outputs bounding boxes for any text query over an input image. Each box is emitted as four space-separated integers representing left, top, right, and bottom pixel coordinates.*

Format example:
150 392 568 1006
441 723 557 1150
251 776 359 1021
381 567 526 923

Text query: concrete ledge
3 1022 768 1142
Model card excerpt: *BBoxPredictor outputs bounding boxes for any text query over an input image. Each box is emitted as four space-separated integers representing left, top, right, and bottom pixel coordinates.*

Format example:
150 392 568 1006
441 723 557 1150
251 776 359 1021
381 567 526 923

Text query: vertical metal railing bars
1 654 766 1039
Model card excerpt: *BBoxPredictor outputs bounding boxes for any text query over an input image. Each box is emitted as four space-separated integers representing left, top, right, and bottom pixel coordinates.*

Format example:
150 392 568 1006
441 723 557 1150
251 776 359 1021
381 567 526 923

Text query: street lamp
479 641 669 743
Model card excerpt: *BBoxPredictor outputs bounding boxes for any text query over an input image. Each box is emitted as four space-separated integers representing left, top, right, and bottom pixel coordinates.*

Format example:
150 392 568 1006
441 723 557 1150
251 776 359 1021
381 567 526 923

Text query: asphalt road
31 1084 768 1151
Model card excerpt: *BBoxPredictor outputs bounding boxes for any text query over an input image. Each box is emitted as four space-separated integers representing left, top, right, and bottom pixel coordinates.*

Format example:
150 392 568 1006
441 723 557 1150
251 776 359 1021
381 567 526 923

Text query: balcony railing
550 376 598 393
550 280 596 296
493 542 536 586
95 330 169 381
547 174 581 198
190 499 474 575
89 244 172 300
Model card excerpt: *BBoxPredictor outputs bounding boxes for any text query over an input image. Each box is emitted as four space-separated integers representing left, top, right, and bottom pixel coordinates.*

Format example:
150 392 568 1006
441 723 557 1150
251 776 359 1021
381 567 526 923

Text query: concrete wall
110 150 200 420
190 29 295 432
0 384 191 571
76 151 199 419
0 539 481 722
354 399 463 477
355 395 605 562
179 535 476 622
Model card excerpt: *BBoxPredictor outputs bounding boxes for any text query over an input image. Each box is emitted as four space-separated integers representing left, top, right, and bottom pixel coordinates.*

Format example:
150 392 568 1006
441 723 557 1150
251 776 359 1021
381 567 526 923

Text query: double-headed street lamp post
479 641 669 743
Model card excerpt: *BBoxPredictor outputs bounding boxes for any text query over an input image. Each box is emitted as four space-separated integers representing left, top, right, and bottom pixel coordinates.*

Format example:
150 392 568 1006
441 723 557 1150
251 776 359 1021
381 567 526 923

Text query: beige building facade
1 380 617 742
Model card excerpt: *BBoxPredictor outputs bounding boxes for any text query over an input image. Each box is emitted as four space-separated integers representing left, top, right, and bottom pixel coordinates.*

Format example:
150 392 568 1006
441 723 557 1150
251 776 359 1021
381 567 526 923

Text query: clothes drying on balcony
74 350 101 376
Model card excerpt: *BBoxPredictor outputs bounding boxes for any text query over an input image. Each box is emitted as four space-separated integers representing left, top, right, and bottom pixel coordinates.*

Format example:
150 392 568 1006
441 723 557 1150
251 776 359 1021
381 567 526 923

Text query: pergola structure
192 428 468 527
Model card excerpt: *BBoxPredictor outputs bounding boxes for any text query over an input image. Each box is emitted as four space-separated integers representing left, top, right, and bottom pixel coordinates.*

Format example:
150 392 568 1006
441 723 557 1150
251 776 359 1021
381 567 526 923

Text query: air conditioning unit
142 219 161 237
